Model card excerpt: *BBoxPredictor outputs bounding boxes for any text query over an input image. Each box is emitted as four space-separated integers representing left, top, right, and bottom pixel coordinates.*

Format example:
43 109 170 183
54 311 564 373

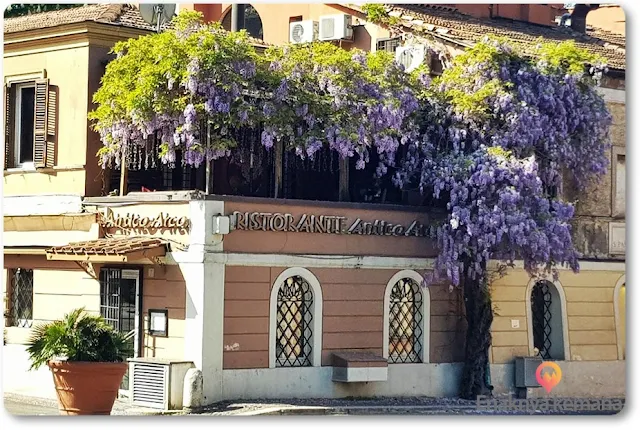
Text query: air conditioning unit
514 356 543 388
289 20 319 43
395 44 427 72
319 14 353 41
129 358 194 410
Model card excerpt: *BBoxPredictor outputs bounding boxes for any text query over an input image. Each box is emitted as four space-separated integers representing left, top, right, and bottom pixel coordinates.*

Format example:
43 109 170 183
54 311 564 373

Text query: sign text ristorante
232 211 429 237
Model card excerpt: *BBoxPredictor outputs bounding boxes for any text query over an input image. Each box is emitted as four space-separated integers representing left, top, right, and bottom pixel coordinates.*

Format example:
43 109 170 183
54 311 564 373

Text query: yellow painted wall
490 268 624 364
3 45 90 196
3 266 100 345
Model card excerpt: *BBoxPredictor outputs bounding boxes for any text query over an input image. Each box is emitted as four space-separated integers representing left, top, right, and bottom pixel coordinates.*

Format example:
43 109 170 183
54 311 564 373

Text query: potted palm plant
26 308 133 415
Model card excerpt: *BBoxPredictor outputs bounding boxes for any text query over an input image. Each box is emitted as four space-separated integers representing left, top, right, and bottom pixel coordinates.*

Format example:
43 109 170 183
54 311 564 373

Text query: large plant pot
48 360 127 415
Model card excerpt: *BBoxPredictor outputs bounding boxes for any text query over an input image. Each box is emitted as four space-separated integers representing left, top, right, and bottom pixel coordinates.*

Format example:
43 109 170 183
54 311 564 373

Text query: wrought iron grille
531 281 553 359
275 276 314 367
100 268 137 391
9 268 33 328
388 278 423 363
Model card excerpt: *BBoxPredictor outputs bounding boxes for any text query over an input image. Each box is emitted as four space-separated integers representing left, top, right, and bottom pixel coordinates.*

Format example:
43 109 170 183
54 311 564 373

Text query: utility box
128 358 194 411
514 356 543 388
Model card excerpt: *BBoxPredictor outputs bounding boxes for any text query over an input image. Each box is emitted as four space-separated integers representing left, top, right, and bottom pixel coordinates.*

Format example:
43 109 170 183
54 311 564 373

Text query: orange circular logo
536 361 562 393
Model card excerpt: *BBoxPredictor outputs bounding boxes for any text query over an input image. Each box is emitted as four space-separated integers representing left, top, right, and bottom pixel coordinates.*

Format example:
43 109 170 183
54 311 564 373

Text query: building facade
3 4 625 407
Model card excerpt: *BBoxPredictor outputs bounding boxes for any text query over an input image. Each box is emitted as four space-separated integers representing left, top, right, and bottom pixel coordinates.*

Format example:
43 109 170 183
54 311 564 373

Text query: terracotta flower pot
48 360 128 415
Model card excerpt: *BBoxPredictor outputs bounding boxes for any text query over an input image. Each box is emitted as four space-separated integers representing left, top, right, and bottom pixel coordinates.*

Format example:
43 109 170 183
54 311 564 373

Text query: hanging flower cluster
395 37 611 285
91 11 423 174
90 12 612 287
261 43 422 174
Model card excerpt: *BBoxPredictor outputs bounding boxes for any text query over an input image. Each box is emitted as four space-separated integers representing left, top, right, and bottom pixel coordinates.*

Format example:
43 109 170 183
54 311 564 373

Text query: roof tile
383 4 625 71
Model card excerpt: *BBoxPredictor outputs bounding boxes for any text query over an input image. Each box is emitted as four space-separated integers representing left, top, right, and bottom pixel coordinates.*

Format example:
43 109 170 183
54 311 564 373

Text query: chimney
570 4 600 33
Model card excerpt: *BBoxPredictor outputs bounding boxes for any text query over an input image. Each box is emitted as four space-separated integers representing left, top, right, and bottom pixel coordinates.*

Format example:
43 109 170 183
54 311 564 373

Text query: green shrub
26 308 133 370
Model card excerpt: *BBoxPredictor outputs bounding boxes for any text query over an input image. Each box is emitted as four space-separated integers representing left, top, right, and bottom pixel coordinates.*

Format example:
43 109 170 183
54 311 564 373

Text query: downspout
231 4 246 32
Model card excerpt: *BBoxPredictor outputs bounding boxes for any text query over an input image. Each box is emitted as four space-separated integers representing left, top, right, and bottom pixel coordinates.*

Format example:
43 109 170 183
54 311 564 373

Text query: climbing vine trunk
459 257 494 400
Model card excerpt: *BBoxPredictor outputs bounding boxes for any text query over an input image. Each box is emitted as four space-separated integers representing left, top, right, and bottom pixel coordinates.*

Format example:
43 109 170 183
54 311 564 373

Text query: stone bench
331 351 388 383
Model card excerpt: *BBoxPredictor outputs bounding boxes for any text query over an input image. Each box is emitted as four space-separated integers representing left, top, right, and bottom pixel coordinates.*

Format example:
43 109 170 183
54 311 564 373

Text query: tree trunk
459 258 494 400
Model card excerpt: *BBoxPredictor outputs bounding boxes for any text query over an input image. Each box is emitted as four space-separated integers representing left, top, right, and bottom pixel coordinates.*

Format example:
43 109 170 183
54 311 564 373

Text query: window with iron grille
531 281 553 359
388 278 423 363
100 268 137 391
275 276 314 367
8 268 34 328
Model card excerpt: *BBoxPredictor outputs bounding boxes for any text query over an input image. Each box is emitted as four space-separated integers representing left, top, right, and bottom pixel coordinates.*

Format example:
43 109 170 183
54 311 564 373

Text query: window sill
4 165 85 175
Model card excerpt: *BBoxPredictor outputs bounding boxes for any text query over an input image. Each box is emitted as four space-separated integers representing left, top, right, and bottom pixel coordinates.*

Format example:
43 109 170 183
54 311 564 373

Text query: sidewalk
191 396 626 416
3 392 163 416
3 391 625 416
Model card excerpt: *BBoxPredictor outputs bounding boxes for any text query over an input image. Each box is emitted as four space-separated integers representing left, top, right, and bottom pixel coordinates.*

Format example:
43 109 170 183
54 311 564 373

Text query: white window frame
525 276 570 361
612 146 626 219
269 267 323 368
383 270 431 363
9 267 34 328
13 82 36 170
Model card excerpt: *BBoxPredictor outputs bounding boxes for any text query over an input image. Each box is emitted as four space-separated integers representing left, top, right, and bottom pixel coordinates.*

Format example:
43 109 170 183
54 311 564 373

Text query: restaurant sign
101 210 191 231
232 211 429 237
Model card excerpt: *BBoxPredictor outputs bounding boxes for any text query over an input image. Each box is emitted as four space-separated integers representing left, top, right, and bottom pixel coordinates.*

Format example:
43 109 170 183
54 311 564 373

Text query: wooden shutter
46 86 56 168
33 78 49 168
4 84 15 169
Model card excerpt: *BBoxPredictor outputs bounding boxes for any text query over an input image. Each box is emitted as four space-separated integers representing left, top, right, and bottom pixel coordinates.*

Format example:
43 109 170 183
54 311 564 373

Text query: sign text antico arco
232 211 429 237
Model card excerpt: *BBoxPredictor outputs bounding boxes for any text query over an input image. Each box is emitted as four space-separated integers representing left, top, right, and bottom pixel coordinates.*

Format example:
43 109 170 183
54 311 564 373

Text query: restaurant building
3 4 625 408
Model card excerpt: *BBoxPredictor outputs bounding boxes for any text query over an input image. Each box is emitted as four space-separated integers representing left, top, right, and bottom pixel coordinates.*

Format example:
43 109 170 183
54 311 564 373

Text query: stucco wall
3 255 100 344
222 265 466 370
490 268 625 364
3 44 90 196
141 265 187 360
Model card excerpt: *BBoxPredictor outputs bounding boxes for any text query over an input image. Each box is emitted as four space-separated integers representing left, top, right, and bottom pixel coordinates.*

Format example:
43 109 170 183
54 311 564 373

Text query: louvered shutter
33 78 49 168
46 87 56 168
4 84 15 169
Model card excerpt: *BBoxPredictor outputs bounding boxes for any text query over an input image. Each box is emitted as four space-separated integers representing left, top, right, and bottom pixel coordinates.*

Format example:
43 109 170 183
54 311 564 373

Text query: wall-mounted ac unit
129 358 194 411
289 20 319 43
319 14 353 41
395 44 427 72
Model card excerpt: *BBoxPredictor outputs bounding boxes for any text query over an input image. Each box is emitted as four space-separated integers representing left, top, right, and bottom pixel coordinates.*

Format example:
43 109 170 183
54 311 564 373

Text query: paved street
5 398 59 416
3 393 625 416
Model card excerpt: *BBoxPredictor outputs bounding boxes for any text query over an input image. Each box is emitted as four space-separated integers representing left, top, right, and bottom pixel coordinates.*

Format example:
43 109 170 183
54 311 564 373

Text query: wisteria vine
90 11 612 287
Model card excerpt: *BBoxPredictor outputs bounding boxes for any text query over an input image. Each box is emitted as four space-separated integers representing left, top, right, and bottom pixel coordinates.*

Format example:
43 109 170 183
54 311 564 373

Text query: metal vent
320 17 335 39
131 362 168 409
291 23 305 43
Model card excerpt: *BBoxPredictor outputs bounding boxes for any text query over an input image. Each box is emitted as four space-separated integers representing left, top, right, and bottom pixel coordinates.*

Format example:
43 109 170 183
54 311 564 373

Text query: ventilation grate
131 362 167 409
320 17 335 39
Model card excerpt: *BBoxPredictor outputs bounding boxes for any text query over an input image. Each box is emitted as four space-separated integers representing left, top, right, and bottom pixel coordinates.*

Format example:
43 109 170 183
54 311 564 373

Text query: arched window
269 268 322 368
527 279 569 360
383 270 430 364
221 5 264 40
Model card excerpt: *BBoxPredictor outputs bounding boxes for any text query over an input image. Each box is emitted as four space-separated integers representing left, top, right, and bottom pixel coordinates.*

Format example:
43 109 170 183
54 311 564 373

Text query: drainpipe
231 4 246 32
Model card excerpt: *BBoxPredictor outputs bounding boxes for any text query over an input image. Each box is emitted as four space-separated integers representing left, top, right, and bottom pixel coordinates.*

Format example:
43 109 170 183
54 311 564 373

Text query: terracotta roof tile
3 3 269 47
382 4 625 71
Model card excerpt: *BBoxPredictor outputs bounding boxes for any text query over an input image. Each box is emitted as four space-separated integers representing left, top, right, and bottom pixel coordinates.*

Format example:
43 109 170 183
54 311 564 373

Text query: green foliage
536 39 604 75
361 3 400 26
433 36 605 120
26 308 133 370
4 4 84 18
